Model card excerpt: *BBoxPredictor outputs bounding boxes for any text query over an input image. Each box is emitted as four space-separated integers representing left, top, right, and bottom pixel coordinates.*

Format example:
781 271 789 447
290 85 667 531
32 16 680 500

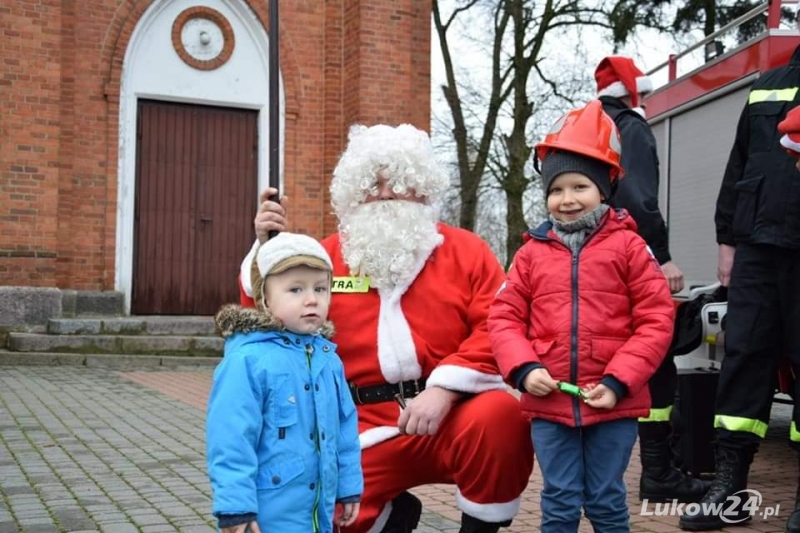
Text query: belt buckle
394 380 412 409
401 379 421 399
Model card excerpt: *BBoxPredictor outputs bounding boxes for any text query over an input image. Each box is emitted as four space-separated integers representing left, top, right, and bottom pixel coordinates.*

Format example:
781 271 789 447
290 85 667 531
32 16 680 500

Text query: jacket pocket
531 339 561 377
271 374 299 429
732 175 763 239
589 337 627 365
256 456 305 489
531 339 555 357
748 102 784 153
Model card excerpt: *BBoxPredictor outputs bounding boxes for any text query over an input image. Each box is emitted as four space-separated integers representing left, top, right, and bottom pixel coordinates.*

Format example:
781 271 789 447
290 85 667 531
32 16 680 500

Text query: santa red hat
595 56 654 108
779 106 800 158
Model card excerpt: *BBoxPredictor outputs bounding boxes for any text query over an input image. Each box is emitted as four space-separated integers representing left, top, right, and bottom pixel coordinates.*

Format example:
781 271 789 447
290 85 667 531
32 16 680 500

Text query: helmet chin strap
532 151 543 175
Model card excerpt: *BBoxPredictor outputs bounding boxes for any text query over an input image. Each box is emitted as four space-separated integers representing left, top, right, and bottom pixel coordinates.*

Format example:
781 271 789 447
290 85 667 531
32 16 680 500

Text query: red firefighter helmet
535 100 625 180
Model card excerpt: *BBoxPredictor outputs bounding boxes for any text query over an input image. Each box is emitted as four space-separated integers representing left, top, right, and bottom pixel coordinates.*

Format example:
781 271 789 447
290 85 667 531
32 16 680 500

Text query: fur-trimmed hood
215 304 335 339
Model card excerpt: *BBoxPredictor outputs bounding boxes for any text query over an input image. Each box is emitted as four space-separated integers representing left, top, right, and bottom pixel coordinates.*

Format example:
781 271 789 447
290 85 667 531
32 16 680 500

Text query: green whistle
558 382 583 397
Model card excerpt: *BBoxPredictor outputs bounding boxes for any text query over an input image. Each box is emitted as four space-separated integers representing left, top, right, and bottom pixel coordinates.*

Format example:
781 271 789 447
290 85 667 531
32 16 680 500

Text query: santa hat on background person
779 106 800 158
595 56 654 108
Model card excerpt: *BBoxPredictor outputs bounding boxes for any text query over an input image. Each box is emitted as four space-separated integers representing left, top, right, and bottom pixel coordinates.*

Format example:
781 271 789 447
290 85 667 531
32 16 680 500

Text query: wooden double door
132 100 257 315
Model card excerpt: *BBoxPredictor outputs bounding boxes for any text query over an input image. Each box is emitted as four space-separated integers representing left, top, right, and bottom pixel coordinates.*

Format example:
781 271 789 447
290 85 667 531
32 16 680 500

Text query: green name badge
331 276 371 293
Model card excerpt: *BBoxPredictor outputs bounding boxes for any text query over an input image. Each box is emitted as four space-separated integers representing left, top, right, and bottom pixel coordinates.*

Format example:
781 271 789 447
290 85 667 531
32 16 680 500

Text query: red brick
2 0 430 290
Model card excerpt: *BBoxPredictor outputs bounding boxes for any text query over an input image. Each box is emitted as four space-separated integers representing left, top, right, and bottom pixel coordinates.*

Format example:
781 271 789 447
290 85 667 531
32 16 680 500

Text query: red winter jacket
488 209 674 427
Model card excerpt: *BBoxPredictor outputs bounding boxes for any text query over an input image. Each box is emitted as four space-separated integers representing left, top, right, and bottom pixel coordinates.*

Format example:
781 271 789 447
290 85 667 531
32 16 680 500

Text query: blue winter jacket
207 305 363 533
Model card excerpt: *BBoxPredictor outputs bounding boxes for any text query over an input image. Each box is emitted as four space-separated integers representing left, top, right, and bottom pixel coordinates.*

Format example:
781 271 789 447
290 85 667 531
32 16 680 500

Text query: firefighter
595 55 710 504
779 104 800 533
679 43 800 532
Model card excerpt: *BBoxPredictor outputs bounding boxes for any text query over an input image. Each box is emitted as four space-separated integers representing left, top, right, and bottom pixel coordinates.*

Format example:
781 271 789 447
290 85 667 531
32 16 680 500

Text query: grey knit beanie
541 151 614 200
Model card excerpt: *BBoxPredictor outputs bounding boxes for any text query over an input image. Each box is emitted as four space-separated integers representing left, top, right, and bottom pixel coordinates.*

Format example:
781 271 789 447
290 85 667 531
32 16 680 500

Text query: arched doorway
115 0 284 314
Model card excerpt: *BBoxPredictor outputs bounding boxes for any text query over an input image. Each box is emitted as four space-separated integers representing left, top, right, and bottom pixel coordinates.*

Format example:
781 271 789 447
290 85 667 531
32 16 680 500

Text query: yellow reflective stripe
638 405 673 422
791 421 800 443
748 87 799 104
714 415 768 438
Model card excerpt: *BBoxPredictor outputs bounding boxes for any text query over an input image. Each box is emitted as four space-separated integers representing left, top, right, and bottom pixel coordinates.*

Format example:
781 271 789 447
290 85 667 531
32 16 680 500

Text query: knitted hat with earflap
243 232 333 310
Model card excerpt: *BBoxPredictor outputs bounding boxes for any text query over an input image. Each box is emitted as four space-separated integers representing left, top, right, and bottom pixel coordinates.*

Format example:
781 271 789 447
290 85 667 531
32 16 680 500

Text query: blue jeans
531 418 637 533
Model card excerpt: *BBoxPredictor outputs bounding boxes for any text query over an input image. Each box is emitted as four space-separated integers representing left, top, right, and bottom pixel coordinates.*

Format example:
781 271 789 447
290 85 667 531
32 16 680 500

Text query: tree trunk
459 177 479 231
505 187 527 267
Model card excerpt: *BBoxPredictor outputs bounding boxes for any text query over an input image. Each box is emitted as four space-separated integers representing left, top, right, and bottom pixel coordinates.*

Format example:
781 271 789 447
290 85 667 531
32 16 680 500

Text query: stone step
0 349 221 369
47 316 216 336
7 333 223 356
61 290 125 317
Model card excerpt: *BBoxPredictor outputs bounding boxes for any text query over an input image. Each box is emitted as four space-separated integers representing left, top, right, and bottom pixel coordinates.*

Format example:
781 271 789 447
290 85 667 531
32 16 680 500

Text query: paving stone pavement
0 366 797 532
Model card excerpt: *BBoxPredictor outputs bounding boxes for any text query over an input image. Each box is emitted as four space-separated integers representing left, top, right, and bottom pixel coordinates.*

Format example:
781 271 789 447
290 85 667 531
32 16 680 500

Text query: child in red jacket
488 100 675 533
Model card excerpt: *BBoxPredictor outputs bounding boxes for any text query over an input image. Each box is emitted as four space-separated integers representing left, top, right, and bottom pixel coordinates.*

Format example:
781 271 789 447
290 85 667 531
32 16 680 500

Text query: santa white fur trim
597 76 653 99
427 365 506 393
366 501 393 533
377 289 422 383
781 133 800 155
239 239 260 298
375 239 436 382
636 75 654 94
455 488 520 522
359 425 401 449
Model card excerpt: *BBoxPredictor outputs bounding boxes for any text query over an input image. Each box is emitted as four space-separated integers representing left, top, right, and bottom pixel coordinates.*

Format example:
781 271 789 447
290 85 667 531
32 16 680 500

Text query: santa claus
238 124 533 533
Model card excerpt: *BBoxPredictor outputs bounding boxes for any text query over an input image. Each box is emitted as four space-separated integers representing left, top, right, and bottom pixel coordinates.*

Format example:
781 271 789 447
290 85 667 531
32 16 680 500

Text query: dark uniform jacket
716 45 800 248
600 96 672 264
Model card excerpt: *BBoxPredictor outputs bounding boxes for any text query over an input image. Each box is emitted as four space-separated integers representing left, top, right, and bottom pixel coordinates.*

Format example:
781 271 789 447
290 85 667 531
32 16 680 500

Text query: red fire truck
643 1 797 471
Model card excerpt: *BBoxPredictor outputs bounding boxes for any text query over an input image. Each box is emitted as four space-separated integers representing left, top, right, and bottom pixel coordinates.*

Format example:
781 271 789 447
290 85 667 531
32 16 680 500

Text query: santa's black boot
380 492 422 533
679 443 756 531
459 513 512 533
639 422 711 503
786 452 800 533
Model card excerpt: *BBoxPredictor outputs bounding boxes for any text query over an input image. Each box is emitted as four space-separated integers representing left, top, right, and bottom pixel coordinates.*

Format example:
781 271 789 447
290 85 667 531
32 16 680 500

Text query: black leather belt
349 379 426 405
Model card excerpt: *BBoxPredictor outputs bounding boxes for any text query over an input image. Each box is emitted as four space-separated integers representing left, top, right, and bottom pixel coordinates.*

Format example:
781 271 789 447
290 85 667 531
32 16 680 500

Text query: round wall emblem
172 7 235 71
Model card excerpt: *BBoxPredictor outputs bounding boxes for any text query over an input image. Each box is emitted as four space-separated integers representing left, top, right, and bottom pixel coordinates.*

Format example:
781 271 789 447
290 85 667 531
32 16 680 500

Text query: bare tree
434 0 623 261
434 0 510 233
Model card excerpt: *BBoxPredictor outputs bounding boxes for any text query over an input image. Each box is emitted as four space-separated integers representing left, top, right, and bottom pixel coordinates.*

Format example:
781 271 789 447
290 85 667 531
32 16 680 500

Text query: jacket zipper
570 251 582 427
306 343 321 533
562 225 604 427
532 214 611 426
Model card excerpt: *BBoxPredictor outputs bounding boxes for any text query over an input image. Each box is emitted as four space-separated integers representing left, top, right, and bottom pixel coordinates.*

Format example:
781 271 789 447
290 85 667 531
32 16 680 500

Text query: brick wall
1 1 63 286
0 0 431 290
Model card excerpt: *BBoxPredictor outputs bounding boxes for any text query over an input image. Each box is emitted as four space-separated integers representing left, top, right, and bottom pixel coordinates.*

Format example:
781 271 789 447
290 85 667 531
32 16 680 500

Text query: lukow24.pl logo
640 489 781 523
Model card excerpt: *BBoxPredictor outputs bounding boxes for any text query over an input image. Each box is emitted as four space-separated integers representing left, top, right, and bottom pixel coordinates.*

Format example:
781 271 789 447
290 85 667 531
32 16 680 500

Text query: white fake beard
338 201 443 290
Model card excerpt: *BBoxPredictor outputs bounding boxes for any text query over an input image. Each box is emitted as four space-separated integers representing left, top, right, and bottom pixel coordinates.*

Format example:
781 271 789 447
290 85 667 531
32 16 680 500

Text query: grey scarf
549 204 610 253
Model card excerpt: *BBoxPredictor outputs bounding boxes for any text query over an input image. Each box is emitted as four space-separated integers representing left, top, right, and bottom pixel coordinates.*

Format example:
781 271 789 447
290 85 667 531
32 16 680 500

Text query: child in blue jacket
206 232 362 533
